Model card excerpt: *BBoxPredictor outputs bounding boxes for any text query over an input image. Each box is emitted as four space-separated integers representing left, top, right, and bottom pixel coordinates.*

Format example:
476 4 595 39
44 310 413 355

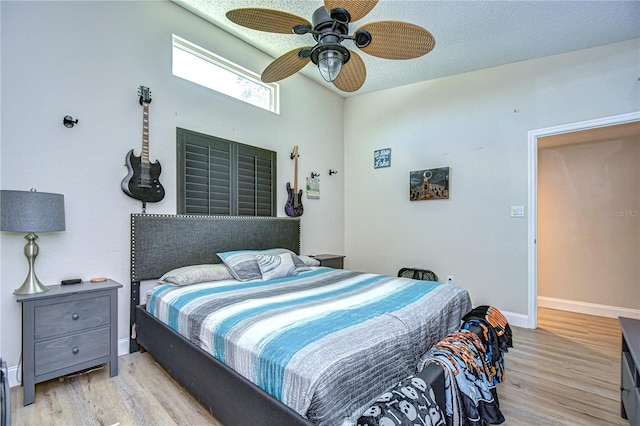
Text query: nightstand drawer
622 351 639 425
34 296 110 339
35 327 110 376
623 352 637 389
320 258 343 269
622 385 640 426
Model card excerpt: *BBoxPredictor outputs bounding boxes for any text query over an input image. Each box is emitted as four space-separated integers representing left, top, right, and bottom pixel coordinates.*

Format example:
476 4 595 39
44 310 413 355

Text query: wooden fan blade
261 47 312 83
226 8 311 34
357 21 435 59
333 50 366 92
324 0 378 22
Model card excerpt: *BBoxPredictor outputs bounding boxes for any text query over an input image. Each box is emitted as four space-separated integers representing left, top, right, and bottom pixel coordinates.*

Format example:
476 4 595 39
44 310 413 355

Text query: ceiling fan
226 0 435 92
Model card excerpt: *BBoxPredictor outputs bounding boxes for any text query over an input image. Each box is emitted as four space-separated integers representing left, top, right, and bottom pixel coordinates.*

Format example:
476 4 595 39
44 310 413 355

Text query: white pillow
256 253 297 281
160 264 235 286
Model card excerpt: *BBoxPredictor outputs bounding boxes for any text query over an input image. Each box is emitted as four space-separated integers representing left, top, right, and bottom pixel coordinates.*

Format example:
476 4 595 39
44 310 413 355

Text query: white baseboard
118 337 130 357
7 365 20 389
8 338 131 389
538 296 640 320
501 310 529 329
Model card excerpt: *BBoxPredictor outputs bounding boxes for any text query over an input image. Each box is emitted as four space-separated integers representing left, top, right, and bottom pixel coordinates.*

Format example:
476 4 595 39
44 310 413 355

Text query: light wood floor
10 307 627 425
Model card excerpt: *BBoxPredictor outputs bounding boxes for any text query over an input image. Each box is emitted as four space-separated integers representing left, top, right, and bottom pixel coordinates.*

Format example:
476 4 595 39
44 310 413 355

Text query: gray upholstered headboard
130 214 301 282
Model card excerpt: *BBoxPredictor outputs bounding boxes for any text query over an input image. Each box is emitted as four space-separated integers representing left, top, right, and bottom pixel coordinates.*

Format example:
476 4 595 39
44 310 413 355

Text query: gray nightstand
312 254 345 269
16 279 122 405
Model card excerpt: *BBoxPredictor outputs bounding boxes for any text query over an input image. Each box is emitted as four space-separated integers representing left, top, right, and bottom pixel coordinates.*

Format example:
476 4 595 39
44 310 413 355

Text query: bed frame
129 214 445 425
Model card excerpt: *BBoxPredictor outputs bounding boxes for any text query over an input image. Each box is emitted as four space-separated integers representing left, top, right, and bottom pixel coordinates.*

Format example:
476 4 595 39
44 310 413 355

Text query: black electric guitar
285 145 303 217
121 86 165 210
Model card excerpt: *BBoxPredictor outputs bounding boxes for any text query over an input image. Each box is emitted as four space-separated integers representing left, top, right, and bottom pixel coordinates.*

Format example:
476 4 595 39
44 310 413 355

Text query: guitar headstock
290 145 299 160
138 86 152 105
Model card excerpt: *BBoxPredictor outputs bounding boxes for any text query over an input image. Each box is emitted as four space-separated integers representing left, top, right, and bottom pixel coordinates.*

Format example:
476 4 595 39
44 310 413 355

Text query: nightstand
312 254 345 269
16 279 122 405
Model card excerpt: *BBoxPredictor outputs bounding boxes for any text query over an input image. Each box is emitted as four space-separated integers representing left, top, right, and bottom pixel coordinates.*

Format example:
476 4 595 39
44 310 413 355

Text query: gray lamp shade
0 189 65 232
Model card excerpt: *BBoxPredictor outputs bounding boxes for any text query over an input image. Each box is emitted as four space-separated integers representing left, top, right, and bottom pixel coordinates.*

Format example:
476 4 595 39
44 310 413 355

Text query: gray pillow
217 248 310 281
160 264 235 286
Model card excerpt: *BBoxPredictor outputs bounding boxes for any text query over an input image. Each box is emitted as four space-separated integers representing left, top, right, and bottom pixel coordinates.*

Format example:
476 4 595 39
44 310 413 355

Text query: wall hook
310 172 320 178
63 116 78 128
329 170 338 176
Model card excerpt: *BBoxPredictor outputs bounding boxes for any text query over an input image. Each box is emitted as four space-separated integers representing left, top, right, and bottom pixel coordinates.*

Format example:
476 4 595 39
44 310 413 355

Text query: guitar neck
141 101 150 164
293 154 298 192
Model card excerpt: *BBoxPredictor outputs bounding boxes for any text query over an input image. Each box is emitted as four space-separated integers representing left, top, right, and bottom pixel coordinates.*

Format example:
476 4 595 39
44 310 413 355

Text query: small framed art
409 167 450 201
374 148 391 169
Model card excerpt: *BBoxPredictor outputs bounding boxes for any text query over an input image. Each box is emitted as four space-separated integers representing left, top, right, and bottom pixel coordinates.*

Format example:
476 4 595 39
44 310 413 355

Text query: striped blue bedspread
147 267 472 425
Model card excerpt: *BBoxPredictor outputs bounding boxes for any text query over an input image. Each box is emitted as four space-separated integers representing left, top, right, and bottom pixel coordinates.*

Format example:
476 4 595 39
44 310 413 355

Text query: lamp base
13 233 49 295
13 277 49 295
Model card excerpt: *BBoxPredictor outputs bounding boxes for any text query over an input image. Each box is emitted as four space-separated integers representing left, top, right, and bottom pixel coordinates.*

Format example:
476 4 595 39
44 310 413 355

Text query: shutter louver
209 144 232 215
184 143 212 214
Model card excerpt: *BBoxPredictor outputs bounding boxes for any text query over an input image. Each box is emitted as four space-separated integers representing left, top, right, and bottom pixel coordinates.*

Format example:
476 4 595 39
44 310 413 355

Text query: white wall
343 39 640 318
538 136 639 309
0 1 344 370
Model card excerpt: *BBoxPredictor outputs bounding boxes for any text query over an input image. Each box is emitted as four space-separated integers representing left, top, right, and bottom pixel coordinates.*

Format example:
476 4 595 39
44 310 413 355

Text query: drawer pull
72 313 79 320
72 347 79 355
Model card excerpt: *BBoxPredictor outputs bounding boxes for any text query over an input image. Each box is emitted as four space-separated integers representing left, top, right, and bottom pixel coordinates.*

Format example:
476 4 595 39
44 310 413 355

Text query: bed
129 214 472 426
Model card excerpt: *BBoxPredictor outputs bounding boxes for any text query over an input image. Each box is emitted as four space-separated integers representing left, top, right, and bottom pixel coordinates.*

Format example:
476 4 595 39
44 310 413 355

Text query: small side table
312 254 345 269
16 279 122 405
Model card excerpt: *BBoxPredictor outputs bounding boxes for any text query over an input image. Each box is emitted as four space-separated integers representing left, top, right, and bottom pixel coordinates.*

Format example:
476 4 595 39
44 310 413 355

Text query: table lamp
0 189 65 294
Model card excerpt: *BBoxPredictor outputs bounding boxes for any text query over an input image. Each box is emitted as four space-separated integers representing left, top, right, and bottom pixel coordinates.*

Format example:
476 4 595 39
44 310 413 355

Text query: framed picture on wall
409 167 450 201
374 148 391 169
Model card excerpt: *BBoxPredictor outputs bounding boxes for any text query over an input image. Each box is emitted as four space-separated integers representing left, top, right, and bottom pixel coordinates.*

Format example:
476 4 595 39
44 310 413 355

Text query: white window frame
172 35 279 114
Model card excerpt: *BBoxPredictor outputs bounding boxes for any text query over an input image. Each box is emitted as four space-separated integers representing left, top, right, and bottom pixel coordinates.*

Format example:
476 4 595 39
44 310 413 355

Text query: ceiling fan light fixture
311 41 350 83
318 49 345 82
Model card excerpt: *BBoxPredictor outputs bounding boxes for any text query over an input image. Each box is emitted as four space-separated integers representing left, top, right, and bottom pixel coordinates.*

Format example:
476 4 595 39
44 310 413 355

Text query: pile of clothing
418 306 513 426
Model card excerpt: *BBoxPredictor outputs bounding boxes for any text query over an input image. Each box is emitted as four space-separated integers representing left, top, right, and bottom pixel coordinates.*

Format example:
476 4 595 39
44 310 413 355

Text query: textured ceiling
174 0 640 97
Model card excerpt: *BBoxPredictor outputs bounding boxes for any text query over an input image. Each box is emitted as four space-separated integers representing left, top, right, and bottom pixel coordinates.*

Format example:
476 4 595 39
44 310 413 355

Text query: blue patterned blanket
147 267 471 425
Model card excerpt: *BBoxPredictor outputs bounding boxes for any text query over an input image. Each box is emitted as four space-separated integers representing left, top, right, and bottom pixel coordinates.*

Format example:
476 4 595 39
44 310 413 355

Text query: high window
172 35 279 113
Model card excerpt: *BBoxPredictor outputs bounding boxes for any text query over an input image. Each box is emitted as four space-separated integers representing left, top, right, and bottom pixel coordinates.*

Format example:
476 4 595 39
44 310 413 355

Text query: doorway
527 111 640 329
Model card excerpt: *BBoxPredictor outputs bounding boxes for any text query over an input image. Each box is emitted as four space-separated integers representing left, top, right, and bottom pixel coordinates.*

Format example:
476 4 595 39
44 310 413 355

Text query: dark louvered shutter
177 128 276 216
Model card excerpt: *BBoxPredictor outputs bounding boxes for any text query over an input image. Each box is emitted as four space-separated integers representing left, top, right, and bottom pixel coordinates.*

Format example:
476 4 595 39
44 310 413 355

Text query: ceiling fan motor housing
310 6 351 66
312 6 349 33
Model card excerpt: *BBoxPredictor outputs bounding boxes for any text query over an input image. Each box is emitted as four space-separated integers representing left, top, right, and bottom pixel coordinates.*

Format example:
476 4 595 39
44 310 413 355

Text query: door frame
527 111 640 329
